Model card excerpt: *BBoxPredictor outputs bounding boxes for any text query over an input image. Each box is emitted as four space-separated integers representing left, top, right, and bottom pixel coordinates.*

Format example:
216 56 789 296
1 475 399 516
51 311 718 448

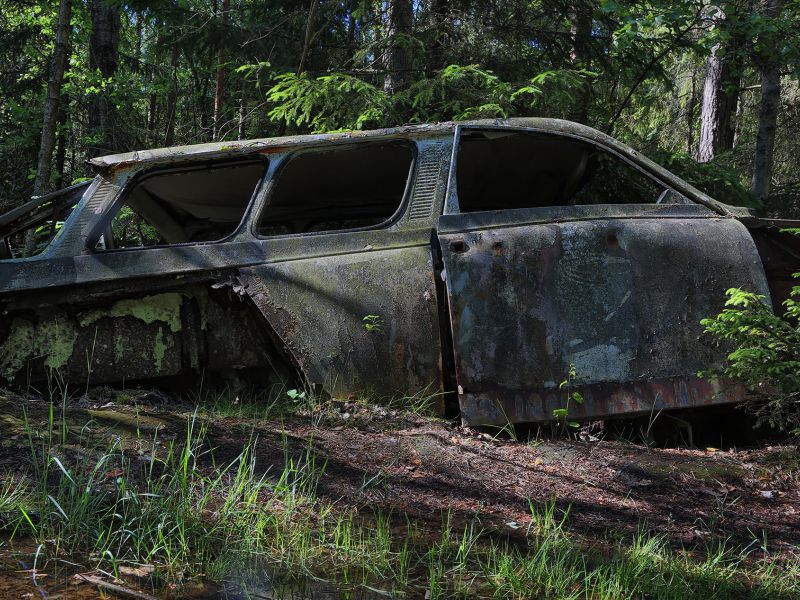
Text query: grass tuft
0 392 797 598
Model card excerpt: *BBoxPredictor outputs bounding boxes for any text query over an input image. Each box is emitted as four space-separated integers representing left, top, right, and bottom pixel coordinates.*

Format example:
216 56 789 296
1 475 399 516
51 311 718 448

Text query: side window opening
95 159 266 250
455 130 690 213
257 141 413 236
0 181 88 259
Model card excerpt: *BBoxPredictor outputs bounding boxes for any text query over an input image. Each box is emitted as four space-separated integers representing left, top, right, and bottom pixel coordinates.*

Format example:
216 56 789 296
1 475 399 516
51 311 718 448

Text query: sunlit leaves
702 239 800 434
264 64 595 132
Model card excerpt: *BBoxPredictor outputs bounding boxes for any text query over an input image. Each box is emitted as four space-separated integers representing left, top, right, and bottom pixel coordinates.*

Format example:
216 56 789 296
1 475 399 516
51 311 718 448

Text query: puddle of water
0 548 398 600
0 555 117 599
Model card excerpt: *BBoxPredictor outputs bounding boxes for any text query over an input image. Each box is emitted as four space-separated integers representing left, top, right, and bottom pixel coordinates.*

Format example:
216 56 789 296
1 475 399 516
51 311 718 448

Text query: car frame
1 118 797 426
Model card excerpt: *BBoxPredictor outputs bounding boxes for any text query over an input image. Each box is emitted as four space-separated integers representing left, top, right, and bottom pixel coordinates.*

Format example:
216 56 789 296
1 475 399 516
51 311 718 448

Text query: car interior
256 141 413 236
96 159 267 249
455 130 689 212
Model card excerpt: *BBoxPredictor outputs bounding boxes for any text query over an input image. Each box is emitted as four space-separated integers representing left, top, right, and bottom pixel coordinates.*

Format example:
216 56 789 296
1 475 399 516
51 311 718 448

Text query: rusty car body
1 118 797 426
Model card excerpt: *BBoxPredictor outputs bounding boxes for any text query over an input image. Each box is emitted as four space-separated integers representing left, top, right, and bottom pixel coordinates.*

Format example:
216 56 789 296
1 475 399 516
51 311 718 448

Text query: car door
436 126 771 426
236 137 450 401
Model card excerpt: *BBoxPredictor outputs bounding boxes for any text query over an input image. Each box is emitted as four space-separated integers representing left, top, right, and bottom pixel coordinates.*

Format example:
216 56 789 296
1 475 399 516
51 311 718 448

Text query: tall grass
0 392 797 598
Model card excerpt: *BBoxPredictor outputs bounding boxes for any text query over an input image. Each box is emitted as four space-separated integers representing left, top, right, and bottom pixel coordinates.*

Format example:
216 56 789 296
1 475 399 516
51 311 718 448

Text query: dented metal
0 119 796 425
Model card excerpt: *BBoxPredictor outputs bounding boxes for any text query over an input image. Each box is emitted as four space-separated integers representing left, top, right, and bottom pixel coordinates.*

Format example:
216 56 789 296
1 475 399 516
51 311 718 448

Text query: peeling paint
439 209 773 424
0 120 795 427
78 293 183 332
113 332 125 362
40 313 79 370
571 343 634 383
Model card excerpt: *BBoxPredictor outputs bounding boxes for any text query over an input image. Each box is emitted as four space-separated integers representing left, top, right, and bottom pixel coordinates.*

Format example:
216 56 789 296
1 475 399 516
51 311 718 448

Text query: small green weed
362 314 384 333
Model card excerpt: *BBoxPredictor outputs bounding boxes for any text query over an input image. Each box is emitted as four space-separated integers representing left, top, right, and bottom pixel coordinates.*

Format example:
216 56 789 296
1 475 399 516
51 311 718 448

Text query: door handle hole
449 240 469 254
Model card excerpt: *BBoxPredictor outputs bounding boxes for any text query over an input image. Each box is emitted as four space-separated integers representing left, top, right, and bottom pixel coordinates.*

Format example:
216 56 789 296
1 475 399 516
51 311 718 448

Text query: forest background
1 0 798 218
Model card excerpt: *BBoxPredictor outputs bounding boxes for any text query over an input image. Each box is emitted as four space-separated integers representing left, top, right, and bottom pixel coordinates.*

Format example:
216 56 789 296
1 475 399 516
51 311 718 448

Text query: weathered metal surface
237 238 444 400
0 284 274 385
0 119 795 425
84 118 743 218
460 376 746 426
438 205 771 424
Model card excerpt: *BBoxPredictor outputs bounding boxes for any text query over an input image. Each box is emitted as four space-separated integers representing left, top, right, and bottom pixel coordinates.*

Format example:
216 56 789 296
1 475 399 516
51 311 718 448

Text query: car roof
85 118 746 218
87 118 627 170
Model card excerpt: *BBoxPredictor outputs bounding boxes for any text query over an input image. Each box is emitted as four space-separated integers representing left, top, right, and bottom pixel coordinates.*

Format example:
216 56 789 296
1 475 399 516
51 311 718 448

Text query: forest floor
0 387 798 598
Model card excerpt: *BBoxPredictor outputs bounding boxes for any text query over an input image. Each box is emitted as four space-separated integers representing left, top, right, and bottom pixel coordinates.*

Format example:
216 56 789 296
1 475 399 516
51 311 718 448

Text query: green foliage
553 364 585 430
267 72 390 133
401 64 514 122
265 65 595 133
3 395 796 598
110 205 160 247
702 253 800 434
286 388 307 401
648 150 763 209
1 0 799 214
362 314 384 333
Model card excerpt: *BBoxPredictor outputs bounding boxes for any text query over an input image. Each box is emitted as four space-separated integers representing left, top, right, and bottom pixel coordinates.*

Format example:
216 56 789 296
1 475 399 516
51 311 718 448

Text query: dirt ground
239 413 800 559
2 389 799 560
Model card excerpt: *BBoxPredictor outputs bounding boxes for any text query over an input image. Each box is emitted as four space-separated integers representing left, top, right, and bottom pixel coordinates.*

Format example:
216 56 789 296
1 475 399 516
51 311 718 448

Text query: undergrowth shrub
702 238 800 435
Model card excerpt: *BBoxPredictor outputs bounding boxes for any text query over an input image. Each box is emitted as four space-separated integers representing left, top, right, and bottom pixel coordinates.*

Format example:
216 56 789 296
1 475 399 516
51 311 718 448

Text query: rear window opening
257 141 413 236
455 130 689 212
95 159 266 250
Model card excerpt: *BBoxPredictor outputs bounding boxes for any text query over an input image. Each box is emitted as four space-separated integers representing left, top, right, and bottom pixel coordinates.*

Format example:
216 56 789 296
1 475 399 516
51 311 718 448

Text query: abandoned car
1 118 797 426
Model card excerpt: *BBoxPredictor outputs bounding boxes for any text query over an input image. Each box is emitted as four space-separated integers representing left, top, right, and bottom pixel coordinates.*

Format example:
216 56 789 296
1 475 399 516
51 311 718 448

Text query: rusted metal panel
460 376 746 426
237 237 444 402
438 206 771 424
0 284 276 386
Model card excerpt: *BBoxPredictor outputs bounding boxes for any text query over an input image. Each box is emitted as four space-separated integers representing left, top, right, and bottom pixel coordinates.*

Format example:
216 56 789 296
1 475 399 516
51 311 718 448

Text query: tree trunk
53 99 69 190
383 0 413 94
733 86 745 148
238 86 247 140
88 0 121 158
569 2 592 123
212 0 230 141
277 0 318 136
372 0 382 70
426 0 448 74
33 0 72 198
696 6 740 163
686 65 698 154
134 10 143 71
146 93 157 144
164 45 180 146
297 0 319 76
751 0 783 200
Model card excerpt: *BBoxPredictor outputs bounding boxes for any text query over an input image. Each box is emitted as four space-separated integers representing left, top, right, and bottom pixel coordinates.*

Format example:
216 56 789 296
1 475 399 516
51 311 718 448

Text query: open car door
437 127 771 426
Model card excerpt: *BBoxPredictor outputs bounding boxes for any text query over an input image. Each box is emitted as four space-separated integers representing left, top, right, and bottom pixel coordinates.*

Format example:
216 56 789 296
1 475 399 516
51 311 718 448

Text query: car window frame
85 155 270 253
253 138 418 240
444 125 693 215
0 181 90 260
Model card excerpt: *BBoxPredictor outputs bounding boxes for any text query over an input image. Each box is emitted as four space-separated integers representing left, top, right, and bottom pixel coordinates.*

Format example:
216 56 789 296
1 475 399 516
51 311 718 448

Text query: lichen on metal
78 293 184 332
0 312 78 379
